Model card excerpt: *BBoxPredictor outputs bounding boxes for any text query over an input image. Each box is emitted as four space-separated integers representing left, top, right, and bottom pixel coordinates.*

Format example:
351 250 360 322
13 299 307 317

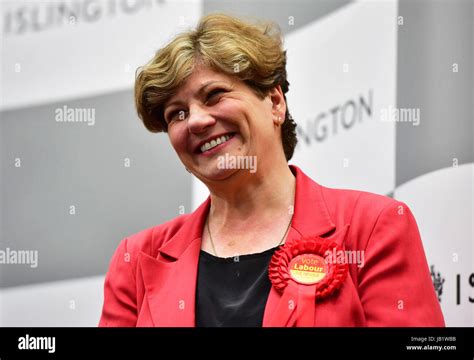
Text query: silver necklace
206 212 293 257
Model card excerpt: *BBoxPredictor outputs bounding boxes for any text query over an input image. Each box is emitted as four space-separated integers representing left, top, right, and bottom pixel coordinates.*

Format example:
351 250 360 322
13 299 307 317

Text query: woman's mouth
198 133 236 155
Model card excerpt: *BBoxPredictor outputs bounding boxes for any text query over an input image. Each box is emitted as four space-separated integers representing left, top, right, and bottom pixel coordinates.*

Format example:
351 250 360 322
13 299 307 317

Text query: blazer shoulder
318 184 415 249
318 184 409 230
320 184 397 210
121 213 191 259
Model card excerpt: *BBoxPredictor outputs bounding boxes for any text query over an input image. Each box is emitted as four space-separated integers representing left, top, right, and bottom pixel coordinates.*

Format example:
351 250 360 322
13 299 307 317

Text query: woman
99 13 444 327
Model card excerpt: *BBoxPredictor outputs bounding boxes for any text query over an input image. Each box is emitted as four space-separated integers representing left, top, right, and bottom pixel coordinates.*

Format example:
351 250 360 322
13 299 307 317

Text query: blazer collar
157 196 210 261
288 165 336 238
139 165 336 326
159 164 336 260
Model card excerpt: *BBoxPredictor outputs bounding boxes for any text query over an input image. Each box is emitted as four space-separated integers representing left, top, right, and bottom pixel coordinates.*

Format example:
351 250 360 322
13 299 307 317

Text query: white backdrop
191 0 473 326
1 0 472 327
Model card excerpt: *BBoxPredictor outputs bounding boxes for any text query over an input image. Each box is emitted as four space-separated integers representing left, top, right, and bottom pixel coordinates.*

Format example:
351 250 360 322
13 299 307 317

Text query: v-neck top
195 245 280 327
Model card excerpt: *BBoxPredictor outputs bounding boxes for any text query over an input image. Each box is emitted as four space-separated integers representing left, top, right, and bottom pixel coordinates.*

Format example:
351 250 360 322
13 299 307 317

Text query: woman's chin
197 165 241 182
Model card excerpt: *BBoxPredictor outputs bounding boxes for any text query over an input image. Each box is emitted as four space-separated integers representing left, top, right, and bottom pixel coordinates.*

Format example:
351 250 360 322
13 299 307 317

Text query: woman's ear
270 85 286 126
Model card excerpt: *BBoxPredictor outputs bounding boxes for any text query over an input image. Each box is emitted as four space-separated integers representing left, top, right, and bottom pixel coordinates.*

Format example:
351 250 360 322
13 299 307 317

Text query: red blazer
99 165 444 327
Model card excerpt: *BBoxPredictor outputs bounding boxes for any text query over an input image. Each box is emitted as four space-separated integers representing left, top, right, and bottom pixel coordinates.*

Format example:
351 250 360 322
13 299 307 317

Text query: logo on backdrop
296 89 373 145
430 265 445 302
430 264 474 306
3 0 167 36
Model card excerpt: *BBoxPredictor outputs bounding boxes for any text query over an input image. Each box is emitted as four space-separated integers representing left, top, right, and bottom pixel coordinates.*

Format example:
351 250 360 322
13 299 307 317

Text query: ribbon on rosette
267 225 350 327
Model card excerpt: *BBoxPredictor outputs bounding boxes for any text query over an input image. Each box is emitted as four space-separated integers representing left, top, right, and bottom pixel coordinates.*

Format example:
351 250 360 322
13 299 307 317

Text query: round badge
288 254 328 285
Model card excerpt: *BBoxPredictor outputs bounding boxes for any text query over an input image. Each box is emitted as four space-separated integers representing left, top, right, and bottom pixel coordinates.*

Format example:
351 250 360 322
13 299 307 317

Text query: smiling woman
134 13 297 161
99 13 444 328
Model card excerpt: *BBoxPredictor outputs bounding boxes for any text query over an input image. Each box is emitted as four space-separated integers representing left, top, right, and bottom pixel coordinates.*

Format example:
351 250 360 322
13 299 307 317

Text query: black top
195 246 280 327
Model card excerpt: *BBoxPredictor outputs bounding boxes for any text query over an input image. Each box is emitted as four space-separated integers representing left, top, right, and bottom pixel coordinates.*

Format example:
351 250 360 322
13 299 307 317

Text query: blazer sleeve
99 238 138 327
357 201 445 326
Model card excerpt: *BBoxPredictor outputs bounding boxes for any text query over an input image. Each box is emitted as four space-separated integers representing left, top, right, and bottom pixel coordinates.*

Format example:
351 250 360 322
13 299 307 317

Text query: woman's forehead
183 65 233 88
165 67 236 106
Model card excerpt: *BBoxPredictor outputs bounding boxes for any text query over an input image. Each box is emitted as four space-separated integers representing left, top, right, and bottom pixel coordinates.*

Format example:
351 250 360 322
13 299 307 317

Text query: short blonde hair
135 13 297 160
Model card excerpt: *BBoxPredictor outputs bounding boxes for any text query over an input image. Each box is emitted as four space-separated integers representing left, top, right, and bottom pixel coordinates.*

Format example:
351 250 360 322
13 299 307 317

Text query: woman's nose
187 105 216 133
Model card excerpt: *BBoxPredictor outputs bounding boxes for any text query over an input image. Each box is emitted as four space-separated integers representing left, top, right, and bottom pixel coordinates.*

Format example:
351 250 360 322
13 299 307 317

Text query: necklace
206 211 294 257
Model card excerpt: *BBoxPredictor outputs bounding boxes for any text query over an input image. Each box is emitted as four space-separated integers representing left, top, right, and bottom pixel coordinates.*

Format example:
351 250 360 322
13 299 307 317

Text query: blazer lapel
138 198 211 327
262 165 338 327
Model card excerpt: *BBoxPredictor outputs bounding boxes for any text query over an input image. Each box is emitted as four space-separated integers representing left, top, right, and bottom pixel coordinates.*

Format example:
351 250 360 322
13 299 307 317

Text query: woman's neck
206 162 296 230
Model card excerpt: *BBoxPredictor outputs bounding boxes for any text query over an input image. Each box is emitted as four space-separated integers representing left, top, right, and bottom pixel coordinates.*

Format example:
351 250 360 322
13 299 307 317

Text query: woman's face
163 64 286 182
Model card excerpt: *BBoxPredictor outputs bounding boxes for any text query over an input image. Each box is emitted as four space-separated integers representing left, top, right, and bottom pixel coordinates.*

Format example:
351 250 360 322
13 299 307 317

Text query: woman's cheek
168 125 188 154
213 102 247 131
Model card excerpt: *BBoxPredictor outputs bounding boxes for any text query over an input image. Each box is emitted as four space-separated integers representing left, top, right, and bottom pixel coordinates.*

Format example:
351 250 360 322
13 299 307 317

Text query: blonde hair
135 13 297 160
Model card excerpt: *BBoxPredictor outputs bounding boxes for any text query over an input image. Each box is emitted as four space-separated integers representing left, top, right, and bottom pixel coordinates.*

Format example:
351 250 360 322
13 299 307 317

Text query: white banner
1 0 201 110
286 0 398 195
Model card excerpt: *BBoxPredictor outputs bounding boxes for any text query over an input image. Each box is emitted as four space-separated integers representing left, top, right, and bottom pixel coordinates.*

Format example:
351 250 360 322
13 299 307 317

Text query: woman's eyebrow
164 80 230 109
198 80 227 95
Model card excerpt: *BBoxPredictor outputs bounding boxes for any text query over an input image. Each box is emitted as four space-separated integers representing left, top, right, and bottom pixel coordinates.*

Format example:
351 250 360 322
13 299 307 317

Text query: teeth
200 134 232 153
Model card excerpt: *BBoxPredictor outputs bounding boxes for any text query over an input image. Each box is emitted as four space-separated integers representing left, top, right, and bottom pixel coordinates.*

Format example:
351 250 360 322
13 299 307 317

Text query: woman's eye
166 110 186 123
206 89 226 104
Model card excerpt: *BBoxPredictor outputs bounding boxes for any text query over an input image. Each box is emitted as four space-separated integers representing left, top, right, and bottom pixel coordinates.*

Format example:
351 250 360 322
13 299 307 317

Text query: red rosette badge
266 227 349 327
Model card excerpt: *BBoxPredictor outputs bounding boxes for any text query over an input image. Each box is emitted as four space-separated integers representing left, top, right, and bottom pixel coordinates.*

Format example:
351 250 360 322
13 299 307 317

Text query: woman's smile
195 132 236 157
